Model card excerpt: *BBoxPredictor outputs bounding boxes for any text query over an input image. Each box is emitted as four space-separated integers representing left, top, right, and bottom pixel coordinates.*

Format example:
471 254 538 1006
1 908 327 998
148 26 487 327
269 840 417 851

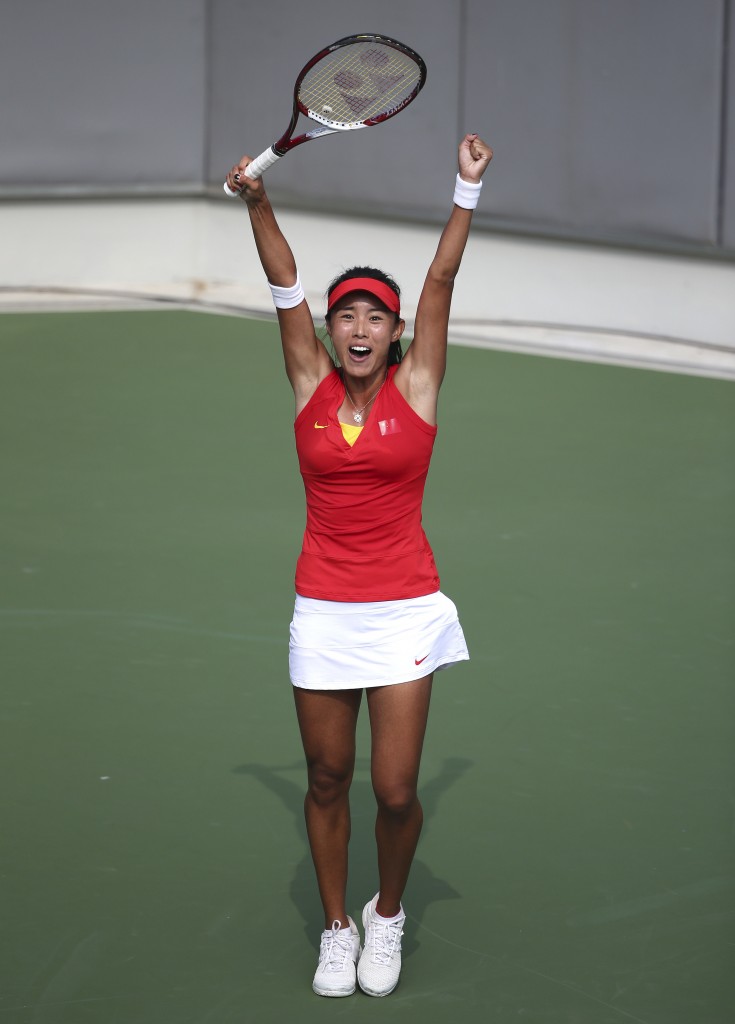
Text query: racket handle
222 146 283 196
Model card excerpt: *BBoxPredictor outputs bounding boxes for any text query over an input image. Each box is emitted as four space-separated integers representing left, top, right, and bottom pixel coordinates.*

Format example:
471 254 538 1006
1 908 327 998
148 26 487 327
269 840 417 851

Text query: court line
566 875 735 926
0 284 726 350
2 286 734 380
408 915 653 1024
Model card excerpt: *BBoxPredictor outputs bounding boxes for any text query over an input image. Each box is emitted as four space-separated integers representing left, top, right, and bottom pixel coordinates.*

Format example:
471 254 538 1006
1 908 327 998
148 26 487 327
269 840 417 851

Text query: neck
342 366 389 399
342 367 389 424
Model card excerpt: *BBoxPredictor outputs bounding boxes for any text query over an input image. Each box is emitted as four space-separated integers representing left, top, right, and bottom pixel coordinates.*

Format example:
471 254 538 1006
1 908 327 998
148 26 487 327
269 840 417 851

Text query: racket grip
222 146 282 196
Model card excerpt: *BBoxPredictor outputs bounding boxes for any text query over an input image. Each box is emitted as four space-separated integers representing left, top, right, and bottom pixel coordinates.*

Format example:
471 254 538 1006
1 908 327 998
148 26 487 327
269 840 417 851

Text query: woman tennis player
226 133 492 998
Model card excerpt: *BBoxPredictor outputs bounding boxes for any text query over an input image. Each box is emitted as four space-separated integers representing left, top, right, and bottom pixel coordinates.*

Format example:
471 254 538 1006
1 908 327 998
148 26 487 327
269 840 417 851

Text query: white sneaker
357 894 405 997
312 918 361 997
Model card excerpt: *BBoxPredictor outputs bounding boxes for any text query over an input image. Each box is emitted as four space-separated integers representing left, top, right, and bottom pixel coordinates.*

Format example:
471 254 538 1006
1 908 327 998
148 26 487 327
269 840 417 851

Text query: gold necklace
344 372 387 424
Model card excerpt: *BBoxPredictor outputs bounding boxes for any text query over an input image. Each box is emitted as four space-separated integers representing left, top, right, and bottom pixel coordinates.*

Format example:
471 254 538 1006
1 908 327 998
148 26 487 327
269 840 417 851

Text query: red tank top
293 366 440 601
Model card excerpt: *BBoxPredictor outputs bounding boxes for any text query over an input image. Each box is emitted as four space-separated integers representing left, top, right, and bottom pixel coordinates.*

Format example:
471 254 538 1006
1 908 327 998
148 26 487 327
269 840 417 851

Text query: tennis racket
223 33 426 195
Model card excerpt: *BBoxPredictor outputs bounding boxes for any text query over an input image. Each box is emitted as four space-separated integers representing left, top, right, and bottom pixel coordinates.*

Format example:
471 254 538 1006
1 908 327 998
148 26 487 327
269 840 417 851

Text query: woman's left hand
458 134 493 184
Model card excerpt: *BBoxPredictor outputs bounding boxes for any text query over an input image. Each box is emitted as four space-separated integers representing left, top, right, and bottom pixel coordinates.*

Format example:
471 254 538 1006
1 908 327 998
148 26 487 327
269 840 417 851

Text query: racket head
293 34 427 133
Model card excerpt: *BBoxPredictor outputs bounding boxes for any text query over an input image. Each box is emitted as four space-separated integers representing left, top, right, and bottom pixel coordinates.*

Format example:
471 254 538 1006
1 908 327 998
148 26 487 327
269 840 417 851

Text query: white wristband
453 173 482 210
268 273 305 309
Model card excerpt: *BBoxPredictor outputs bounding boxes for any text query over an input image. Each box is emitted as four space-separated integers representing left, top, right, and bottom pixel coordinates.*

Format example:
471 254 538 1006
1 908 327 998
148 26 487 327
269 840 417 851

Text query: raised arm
395 135 492 424
226 158 334 410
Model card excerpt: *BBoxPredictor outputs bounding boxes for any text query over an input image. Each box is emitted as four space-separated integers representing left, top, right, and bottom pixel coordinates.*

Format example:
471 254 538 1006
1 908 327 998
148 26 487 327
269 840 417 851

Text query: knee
307 761 352 808
374 781 419 819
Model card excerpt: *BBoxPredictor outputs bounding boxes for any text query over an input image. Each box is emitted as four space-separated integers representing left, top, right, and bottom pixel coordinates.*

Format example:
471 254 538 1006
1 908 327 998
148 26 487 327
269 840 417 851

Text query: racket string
299 43 421 124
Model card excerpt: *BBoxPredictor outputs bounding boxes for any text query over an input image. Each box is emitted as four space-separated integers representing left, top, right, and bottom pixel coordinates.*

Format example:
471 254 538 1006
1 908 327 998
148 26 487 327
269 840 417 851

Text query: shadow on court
233 756 470 952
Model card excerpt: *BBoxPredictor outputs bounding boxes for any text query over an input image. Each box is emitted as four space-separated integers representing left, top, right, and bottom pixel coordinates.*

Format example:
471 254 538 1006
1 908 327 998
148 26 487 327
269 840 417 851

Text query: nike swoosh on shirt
414 655 429 665
314 421 328 429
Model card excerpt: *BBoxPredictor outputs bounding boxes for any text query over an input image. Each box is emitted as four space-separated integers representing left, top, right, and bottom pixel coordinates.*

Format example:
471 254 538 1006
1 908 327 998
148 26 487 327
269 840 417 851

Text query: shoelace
365 916 403 965
319 921 354 973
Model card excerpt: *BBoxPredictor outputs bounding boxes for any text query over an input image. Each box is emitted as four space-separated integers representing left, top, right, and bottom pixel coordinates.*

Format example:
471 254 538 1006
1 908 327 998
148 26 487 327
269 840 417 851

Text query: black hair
325 266 403 366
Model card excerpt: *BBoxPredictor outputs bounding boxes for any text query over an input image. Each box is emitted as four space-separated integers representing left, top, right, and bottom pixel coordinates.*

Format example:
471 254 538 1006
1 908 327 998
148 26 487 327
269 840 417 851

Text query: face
326 291 405 377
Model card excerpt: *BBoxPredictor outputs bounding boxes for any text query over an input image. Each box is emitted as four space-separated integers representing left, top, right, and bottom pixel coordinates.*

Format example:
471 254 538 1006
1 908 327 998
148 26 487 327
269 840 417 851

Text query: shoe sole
313 984 357 997
357 980 399 997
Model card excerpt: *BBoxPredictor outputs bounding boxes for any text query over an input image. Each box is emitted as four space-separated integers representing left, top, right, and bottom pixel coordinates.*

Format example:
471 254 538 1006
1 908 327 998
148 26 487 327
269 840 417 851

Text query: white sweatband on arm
268 273 305 309
453 174 483 210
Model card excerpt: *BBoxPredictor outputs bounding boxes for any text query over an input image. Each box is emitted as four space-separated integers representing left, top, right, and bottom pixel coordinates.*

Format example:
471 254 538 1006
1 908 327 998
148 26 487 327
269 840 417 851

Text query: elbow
427 265 456 291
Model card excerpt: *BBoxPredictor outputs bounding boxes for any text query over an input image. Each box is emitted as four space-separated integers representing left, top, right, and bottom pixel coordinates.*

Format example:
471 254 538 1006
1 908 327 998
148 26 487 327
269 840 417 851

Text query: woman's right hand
225 157 266 204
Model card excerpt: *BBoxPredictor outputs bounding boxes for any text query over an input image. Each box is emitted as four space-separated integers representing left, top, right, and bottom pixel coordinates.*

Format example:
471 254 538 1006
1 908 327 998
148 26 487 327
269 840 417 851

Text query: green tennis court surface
1 310 733 1023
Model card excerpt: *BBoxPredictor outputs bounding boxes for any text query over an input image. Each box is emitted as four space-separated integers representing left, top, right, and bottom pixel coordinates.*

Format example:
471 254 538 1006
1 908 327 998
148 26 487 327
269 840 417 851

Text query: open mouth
348 345 371 359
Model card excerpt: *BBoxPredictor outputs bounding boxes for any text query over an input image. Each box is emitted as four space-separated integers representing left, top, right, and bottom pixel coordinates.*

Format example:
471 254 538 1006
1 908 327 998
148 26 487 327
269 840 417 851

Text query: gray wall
1 0 732 255
723 4 735 248
0 0 206 189
464 0 725 247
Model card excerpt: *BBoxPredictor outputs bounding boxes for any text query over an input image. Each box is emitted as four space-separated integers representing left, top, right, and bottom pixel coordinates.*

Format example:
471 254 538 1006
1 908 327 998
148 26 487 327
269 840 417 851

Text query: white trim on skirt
289 590 470 690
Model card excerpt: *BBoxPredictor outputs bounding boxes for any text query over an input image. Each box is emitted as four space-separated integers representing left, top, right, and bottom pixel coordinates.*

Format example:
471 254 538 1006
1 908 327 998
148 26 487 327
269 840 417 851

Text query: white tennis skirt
289 590 469 691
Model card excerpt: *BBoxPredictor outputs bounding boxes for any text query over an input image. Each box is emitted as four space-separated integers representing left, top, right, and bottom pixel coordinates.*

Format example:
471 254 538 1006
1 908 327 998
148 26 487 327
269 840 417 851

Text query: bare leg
293 687 363 929
365 675 433 917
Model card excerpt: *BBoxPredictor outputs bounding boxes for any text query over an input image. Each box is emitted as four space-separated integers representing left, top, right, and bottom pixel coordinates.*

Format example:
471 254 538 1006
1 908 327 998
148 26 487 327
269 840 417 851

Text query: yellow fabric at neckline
339 421 363 447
